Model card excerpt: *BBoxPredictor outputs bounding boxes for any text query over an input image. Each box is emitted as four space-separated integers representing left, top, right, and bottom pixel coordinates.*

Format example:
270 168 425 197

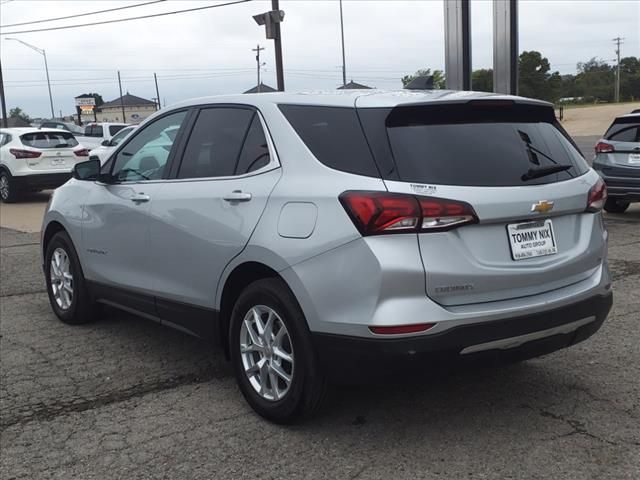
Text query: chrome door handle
223 190 252 202
131 193 151 203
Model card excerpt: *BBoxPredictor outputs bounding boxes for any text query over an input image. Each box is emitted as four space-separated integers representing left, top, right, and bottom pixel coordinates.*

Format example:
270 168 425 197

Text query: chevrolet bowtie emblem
532 200 554 214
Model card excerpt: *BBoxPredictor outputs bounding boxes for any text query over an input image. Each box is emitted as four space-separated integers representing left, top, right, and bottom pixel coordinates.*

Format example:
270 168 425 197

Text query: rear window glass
278 105 379 177
606 125 638 142
359 104 589 187
84 125 103 137
605 117 640 140
21 131 79 149
109 125 125 136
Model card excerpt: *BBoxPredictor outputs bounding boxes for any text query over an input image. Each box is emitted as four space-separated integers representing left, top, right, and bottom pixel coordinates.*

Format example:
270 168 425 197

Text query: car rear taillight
369 323 436 335
586 178 607 212
74 148 90 157
339 191 478 236
9 148 41 159
595 141 614 154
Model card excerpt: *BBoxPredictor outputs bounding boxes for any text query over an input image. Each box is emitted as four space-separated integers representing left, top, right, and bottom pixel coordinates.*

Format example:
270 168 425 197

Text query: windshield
21 131 79 149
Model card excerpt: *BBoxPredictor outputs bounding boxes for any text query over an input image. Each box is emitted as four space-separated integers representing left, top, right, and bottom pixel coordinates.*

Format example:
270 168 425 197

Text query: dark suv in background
593 113 640 213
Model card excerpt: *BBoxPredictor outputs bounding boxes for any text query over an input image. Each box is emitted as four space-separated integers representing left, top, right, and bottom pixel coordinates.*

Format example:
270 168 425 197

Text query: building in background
337 80 372 90
97 93 157 123
243 83 277 94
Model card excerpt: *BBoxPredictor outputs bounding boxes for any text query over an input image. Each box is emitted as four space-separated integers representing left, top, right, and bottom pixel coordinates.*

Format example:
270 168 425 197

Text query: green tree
9 107 31 123
518 51 561 102
471 69 493 92
619 56 640 100
401 68 445 89
575 58 614 102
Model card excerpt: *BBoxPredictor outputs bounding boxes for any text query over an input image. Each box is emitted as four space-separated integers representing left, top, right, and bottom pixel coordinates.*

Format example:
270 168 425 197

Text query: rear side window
278 105 379 177
178 108 253 179
606 126 638 142
21 131 79 149
358 104 589 187
109 125 125 136
235 114 270 174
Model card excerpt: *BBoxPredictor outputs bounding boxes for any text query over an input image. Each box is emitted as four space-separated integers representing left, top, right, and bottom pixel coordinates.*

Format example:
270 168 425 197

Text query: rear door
358 101 603 306
147 106 281 334
19 131 81 171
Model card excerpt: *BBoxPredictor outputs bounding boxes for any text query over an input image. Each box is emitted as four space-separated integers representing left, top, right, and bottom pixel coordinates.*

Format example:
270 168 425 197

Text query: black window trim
103 107 194 185
166 103 280 182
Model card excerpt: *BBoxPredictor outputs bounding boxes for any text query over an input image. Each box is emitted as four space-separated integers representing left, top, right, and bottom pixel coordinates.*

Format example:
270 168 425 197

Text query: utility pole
154 73 161 110
0 60 8 128
271 0 284 91
252 44 265 92
613 37 624 103
253 4 285 91
117 71 126 122
339 0 347 87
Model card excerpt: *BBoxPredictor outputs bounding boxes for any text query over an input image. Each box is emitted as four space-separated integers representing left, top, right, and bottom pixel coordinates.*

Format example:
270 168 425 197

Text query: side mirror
73 158 100 181
101 139 110 147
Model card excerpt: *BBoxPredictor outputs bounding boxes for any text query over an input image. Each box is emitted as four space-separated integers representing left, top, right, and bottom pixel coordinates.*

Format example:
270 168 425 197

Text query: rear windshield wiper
521 164 572 181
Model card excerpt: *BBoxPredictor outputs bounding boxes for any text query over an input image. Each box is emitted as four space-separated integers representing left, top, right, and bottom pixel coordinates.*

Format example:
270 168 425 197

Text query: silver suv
42 91 613 423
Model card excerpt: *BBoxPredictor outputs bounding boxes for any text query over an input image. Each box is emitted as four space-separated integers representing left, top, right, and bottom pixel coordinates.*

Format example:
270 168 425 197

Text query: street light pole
339 0 347 87
42 50 54 119
6 38 55 119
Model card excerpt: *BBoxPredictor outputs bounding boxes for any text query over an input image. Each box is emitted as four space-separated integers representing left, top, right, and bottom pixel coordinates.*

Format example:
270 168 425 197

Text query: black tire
604 198 630 214
44 231 98 325
0 170 20 203
229 278 327 424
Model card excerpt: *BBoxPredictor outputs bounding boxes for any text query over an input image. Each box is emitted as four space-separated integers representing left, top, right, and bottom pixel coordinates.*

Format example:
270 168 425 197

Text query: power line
0 0 166 28
0 0 252 36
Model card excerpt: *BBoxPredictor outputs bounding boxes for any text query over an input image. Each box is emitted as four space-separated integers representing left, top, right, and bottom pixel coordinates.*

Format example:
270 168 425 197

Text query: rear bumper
594 164 640 201
312 291 613 382
13 173 72 191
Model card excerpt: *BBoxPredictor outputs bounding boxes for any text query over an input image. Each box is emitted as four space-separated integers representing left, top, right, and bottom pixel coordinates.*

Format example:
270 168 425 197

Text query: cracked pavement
1 206 639 479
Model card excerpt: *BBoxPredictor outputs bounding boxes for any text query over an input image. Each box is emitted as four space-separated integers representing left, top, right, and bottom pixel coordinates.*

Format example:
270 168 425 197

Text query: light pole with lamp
6 37 55 119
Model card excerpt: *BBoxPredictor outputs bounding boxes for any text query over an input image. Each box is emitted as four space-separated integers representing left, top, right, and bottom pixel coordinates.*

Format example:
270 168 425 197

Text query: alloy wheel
0 175 9 200
50 248 74 310
240 305 294 401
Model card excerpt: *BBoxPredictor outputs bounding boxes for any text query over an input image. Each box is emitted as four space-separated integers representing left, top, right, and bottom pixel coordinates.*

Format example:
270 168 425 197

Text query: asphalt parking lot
1 175 639 477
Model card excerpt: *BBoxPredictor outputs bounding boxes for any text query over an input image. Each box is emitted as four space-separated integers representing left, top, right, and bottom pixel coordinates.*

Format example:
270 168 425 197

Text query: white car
88 125 136 165
0 128 90 202
75 122 129 150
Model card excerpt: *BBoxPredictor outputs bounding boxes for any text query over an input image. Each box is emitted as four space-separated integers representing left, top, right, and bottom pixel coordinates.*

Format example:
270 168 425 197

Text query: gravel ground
1 199 639 480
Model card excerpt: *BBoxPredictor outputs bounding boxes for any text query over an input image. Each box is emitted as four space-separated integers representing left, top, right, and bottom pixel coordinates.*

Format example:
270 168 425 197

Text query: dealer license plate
507 219 557 261
51 158 66 166
628 153 640 164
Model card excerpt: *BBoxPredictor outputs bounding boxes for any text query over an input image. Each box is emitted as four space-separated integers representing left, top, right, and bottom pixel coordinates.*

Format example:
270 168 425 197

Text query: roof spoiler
404 75 434 90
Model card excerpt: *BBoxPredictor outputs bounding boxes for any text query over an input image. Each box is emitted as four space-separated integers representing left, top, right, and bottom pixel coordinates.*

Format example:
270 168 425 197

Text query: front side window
177 108 253 179
111 111 187 182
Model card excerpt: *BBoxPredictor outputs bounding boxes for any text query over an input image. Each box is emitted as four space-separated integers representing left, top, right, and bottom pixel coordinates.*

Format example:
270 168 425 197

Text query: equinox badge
531 200 554 214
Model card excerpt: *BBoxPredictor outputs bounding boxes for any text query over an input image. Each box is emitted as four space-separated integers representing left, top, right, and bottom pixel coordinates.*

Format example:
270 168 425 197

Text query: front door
81 110 189 314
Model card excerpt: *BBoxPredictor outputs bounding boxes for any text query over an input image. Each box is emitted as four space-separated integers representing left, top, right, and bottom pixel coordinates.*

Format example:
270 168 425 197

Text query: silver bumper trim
460 316 596 354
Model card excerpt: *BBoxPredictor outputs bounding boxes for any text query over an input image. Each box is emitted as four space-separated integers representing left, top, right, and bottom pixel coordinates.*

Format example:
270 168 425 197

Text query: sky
0 0 638 118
